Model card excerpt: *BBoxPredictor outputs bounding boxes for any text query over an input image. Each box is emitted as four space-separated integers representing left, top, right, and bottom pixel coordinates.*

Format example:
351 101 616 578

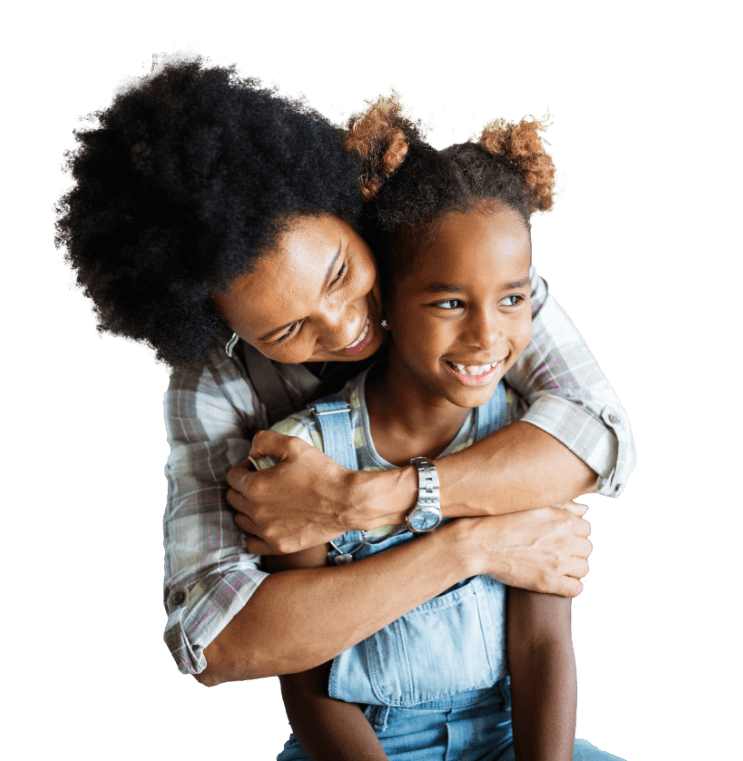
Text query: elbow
193 665 225 688
192 638 276 686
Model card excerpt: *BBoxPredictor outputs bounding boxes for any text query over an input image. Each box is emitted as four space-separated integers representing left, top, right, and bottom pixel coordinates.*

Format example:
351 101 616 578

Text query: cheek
515 317 532 353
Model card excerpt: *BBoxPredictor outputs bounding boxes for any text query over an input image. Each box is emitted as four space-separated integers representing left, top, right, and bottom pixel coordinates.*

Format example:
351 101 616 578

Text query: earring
225 332 240 357
381 318 388 329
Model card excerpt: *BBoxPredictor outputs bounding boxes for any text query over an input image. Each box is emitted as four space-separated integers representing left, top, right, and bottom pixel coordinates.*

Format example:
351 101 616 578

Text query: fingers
560 501 588 517
233 508 259 535
249 429 303 461
570 516 592 538
567 556 590 580
571 536 593 558
226 464 254 494
557 576 584 598
234 513 276 554
226 485 252 516
245 534 275 556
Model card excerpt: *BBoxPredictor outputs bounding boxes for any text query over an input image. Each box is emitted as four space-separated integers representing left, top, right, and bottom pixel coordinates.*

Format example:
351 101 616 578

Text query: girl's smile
443 358 506 386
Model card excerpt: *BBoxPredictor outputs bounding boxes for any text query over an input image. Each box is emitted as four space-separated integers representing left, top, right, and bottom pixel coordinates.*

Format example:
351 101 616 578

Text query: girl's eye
274 322 300 344
434 299 465 310
500 295 524 307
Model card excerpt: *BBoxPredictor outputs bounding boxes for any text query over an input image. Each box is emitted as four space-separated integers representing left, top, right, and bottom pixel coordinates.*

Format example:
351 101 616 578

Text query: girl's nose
461 308 501 350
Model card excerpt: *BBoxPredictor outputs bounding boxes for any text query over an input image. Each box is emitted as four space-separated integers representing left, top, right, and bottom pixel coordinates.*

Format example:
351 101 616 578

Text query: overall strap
475 381 509 440
241 343 296 426
309 395 358 471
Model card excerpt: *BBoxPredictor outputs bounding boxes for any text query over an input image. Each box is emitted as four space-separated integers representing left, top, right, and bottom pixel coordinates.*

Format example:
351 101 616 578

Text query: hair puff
479 116 555 212
345 95 421 202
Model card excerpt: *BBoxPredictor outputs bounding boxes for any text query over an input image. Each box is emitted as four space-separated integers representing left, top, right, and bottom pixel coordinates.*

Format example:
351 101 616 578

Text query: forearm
196 523 471 684
280 664 387 761
360 421 597 529
508 590 576 761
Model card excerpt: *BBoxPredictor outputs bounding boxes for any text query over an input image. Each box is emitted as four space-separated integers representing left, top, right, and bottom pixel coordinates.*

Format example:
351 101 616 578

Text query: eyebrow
257 244 343 342
422 275 531 294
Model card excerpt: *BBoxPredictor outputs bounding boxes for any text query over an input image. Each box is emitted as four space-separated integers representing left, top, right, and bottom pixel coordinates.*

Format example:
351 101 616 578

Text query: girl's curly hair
345 96 555 292
55 57 362 368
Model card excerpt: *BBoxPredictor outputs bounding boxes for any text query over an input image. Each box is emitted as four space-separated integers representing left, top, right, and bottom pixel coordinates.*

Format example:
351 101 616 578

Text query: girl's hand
446 503 592 597
227 430 363 555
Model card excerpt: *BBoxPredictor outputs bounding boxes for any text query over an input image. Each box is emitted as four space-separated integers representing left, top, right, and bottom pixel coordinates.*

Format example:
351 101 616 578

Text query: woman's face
214 215 384 364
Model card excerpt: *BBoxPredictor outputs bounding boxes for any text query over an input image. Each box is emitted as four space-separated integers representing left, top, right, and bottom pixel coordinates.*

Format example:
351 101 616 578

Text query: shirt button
608 413 620 424
171 590 186 606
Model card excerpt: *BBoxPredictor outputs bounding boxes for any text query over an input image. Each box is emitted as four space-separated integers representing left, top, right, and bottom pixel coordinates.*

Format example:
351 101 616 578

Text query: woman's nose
317 302 361 351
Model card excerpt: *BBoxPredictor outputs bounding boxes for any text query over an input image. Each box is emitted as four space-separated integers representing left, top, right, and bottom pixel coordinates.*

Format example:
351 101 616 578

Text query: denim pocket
329 574 507 707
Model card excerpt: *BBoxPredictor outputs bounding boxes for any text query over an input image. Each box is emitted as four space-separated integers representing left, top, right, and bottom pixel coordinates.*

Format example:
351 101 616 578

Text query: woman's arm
508 588 576 761
196 508 590 685
263 548 388 761
227 272 634 553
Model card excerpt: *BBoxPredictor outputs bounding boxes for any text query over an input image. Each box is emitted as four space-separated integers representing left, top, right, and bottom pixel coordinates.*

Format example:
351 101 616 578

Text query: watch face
410 509 441 532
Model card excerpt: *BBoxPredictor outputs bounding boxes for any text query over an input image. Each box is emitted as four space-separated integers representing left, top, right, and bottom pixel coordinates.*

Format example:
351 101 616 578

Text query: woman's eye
434 299 465 310
332 262 348 285
500 295 524 307
274 322 300 344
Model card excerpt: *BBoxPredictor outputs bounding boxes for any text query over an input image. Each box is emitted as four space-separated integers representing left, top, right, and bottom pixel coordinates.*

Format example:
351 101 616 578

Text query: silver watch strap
410 456 440 507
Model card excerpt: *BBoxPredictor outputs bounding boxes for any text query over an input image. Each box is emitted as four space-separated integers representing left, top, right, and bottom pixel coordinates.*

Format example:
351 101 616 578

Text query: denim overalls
313 381 510 709
276 380 626 761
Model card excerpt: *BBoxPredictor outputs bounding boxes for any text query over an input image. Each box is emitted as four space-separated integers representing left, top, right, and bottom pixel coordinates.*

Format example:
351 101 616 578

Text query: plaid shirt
162 270 635 675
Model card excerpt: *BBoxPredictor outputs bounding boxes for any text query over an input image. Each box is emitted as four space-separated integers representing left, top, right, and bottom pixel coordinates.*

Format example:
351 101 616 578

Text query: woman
55 57 634 687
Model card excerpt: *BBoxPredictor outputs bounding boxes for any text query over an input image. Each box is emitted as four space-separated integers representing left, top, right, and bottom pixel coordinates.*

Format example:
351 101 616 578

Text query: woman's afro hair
55 57 362 368
344 96 555 289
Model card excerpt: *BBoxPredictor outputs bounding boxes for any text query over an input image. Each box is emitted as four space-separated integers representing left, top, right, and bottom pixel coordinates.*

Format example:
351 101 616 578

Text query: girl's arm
262 548 388 761
507 588 576 761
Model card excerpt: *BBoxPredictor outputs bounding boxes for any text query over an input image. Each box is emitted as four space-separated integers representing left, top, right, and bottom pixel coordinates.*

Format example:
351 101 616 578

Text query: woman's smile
342 317 373 355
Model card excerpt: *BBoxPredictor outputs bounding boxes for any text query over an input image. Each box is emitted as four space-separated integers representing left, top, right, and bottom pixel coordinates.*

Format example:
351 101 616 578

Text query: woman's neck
364 353 471 467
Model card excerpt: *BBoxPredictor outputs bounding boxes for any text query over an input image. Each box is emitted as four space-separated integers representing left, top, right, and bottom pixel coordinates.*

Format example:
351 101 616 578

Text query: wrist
439 518 483 579
353 465 418 531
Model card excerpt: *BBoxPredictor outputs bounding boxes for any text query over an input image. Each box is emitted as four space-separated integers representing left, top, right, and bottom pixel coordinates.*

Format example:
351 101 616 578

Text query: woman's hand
227 430 368 554
446 502 592 597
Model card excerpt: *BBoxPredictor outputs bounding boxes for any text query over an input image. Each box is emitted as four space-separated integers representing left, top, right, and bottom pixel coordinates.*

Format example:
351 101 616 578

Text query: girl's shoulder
250 410 322 472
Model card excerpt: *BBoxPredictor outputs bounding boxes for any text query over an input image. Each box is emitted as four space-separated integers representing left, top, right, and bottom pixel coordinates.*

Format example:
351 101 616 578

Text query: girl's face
386 206 533 410
213 215 384 364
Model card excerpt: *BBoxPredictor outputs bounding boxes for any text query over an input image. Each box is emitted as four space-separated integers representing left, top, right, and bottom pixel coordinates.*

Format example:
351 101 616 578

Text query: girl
258 101 623 761
55 58 632 686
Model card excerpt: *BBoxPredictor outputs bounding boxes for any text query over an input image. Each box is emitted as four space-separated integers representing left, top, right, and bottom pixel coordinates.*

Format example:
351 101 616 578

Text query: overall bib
276 381 625 761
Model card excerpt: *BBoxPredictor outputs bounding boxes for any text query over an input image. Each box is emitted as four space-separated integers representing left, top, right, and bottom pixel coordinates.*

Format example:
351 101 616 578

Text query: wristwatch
406 457 443 533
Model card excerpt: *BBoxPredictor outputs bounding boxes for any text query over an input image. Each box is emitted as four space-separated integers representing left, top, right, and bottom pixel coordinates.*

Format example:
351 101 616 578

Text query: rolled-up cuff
163 566 269 675
520 395 632 497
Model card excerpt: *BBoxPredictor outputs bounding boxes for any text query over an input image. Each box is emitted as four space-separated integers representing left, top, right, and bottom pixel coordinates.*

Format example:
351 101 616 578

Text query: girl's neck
364 352 471 467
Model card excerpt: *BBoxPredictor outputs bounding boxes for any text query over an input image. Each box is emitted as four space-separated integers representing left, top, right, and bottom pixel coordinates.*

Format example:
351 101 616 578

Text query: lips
342 317 372 356
443 358 505 387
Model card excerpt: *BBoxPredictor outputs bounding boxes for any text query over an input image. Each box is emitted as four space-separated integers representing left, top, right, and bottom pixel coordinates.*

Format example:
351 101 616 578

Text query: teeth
345 318 370 349
450 362 498 376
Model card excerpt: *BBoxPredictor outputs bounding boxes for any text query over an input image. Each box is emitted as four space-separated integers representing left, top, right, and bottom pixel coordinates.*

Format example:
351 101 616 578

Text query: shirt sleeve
505 269 636 497
162 349 271 675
